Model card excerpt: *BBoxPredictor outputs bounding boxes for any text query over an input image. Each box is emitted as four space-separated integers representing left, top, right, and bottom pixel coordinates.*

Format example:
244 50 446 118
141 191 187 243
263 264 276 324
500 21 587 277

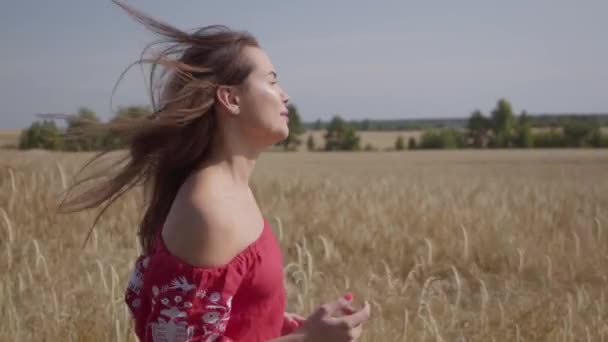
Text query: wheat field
0 149 607 341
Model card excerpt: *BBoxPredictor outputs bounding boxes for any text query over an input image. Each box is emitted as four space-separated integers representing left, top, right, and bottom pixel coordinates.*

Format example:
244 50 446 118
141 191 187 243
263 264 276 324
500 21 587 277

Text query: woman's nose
280 88 289 104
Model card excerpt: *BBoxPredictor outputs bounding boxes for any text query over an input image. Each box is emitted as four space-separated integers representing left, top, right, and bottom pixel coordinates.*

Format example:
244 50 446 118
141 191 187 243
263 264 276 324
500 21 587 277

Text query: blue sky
1 0 606 128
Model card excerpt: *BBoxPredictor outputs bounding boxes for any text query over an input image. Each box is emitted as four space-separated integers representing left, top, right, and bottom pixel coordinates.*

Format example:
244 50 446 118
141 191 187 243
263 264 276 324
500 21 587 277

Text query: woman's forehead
243 46 275 75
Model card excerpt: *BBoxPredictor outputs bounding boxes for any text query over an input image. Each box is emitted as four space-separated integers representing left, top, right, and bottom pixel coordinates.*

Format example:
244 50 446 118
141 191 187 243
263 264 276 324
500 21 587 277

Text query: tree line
16 98 608 152
416 99 608 149
306 113 608 131
18 106 151 151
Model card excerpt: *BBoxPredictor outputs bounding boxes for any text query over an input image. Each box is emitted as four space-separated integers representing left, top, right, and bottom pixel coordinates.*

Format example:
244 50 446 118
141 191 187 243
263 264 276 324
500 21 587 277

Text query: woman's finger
341 301 371 328
349 324 363 339
288 313 306 321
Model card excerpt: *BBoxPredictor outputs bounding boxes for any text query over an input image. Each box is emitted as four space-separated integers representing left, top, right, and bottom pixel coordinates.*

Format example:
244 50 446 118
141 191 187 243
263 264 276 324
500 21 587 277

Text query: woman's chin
276 126 289 140
269 128 289 147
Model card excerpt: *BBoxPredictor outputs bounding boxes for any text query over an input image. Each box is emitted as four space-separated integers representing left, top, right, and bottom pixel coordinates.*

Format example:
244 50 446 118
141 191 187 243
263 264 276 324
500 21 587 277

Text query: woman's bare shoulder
163 183 260 268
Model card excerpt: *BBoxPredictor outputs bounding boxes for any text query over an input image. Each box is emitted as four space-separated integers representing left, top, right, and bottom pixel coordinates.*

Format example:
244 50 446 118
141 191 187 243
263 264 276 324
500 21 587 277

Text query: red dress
125 218 292 341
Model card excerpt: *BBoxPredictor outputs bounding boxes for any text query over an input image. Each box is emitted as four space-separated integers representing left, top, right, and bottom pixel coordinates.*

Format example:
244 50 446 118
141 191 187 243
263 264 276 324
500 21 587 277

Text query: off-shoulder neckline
154 218 269 270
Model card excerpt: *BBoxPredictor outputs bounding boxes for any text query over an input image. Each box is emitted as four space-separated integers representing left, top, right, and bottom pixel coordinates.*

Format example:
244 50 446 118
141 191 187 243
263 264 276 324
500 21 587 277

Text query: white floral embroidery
199 294 232 340
170 276 197 292
150 296 194 342
202 312 221 324
205 333 221 342
125 257 148 318
150 318 194 342
161 306 187 320
127 267 144 295
143 276 233 341
208 292 221 303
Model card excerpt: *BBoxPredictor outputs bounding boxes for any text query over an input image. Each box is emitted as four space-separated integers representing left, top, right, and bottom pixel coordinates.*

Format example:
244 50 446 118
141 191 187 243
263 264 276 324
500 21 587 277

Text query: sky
1 0 606 128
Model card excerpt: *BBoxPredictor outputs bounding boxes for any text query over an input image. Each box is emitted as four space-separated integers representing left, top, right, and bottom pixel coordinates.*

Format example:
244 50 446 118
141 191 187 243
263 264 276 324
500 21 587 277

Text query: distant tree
408 137 417 150
277 104 305 151
19 120 64 150
467 110 492 148
100 105 153 150
64 107 103 151
419 129 466 149
590 129 608 148
324 116 360 151
364 143 376 151
490 98 516 147
306 134 316 151
394 135 405 150
114 105 151 121
533 129 565 148
562 119 598 147
515 111 534 148
419 130 443 149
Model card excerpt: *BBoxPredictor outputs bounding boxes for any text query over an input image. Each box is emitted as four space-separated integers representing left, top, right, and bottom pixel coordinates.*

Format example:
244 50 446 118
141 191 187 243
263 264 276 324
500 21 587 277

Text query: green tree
101 105 153 150
490 98 516 147
324 116 361 151
590 130 608 148
467 110 492 148
419 129 466 149
394 135 405 150
515 111 534 148
64 107 103 151
562 119 598 147
115 105 151 120
278 104 306 151
533 129 565 148
306 134 316 151
19 122 42 150
19 120 64 150
408 137 417 150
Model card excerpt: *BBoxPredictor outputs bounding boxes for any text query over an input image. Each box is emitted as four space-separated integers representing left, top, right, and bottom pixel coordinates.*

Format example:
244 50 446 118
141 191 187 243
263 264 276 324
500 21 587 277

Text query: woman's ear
216 85 241 115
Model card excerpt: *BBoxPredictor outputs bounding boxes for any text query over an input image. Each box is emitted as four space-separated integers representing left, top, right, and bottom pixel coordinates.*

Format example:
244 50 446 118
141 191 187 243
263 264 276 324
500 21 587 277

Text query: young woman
59 1 370 341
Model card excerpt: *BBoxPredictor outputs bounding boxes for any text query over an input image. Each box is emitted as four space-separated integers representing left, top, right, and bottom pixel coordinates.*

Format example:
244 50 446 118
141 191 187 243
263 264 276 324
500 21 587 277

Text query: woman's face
235 46 290 147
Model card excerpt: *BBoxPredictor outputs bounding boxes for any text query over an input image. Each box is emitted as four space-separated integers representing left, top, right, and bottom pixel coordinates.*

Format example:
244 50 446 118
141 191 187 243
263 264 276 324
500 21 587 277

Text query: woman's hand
282 312 306 335
296 296 371 342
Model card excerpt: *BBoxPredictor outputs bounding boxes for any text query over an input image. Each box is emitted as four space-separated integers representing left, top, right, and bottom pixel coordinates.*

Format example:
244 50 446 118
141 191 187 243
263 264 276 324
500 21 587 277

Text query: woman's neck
203 121 262 187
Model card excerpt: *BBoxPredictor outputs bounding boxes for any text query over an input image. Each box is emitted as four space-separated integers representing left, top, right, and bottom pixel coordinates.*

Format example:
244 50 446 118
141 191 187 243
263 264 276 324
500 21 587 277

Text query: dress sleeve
131 252 251 342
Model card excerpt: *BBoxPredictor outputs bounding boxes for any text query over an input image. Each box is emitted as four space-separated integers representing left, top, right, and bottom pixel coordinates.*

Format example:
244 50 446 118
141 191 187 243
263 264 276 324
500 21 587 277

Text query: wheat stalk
0 207 14 244
450 265 462 310
460 224 469 261
424 237 433 267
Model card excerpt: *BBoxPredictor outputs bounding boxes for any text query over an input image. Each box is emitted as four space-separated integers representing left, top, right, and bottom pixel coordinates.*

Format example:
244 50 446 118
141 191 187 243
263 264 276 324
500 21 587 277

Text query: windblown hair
59 0 259 254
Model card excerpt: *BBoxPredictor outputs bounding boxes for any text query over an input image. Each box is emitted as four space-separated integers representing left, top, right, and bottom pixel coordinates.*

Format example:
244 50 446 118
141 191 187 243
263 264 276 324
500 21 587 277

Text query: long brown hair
58 0 259 254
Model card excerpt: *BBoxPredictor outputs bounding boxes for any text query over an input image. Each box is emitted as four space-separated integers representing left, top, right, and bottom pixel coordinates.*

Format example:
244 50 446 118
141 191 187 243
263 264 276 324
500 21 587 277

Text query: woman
59 1 370 341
